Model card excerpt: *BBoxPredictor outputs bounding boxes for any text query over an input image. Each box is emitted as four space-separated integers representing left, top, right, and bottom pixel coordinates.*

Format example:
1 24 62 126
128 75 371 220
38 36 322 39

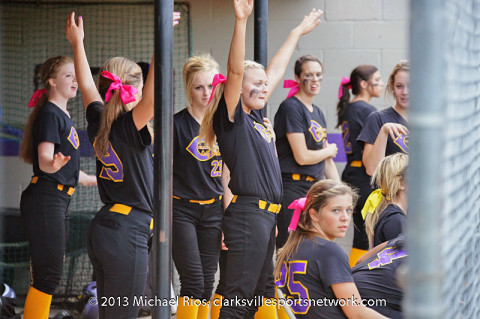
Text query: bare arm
38 142 70 174
363 122 408 176
265 9 323 102
224 0 253 122
331 282 388 319
78 170 97 186
65 12 102 108
324 157 340 180
286 133 337 165
355 241 388 266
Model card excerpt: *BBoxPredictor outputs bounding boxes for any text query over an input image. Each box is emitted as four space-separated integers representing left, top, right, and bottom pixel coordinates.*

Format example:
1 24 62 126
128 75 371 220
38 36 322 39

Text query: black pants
87 204 152 319
342 166 372 250
219 197 276 319
172 199 222 301
20 183 71 295
276 178 314 249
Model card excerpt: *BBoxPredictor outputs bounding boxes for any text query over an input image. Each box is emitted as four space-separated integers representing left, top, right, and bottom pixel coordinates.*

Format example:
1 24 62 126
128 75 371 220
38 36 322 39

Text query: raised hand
295 8 323 36
233 0 254 21
65 12 84 46
52 152 71 171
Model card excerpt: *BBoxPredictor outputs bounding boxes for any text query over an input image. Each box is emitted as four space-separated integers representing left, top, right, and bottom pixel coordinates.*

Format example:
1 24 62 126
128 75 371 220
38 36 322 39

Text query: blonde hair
183 54 219 106
95 57 143 158
20 56 74 164
365 153 408 248
199 60 264 148
274 180 358 280
386 60 409 98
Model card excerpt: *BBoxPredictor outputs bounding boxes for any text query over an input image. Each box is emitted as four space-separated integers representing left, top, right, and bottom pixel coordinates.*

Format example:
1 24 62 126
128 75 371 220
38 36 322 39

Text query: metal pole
254 0 268 114
153 0 173 318
406 1 445 318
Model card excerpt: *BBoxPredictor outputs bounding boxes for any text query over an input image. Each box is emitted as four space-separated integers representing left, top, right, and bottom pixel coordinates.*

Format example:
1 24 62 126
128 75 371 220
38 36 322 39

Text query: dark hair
20 56 73 164
294 55 323 77
336 65 378 128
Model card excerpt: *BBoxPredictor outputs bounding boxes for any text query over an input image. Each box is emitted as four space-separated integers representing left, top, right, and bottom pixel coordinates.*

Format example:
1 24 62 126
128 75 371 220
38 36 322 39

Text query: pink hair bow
101 71 138 104
207 73 226 105
338 76 351 99
288 197 307 232
284 79 300 99
28 88 48 108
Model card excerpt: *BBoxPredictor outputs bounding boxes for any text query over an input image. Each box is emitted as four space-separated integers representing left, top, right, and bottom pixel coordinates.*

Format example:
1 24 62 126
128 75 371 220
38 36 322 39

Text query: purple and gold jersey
213 94 282 203
276 237 353 318
274 97 328 180
173 108 223 199
87 101 153 214
373 204 406 247
357 107 408 155
352 235 407 318
32 101 80 186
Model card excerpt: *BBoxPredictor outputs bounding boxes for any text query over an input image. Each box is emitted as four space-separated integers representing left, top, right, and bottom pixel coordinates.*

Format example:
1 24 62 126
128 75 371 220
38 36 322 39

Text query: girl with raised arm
65 11 180 318
199 1 323 317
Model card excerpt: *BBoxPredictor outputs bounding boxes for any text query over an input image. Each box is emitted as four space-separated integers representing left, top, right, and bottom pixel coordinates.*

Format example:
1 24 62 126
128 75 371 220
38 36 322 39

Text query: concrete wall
0 0 409 209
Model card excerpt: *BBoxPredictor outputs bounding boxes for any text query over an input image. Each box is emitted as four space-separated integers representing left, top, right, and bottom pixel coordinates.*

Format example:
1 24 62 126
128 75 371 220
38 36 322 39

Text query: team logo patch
253 121 273 143
368 247 407 270
394 134 409 153
308 120 326 145
186 136 220 161
67 127 80 149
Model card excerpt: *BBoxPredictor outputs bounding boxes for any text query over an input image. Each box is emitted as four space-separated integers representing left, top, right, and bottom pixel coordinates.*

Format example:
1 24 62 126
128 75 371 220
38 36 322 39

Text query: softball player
274 55 339 250
200 2 324 317
352 234 407 318
364 153 408 248
274 180 387 319
65 12 180 318
335 65 384 266
20 56 95 319
357 60 409 177
172 55 223 319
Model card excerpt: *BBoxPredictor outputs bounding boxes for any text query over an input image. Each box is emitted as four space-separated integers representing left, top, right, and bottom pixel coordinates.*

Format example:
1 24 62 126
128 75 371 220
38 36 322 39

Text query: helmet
81 282 99 319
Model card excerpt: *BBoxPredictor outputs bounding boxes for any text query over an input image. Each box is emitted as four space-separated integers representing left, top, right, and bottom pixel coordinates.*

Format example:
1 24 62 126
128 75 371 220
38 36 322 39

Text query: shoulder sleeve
86 101 104 144
213 93 242 137
357 111 382 145
173 116 181 159
316 242 353 288
380 213 407 242
114 111 152 149
34 111 61 145
282 99 305 133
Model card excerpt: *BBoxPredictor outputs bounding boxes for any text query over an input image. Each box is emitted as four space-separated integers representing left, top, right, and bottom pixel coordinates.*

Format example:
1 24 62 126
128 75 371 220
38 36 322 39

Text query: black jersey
357 107 408 156
352 235 407 318
276 237 353 318
213 94 282 203
32 101 80 186
274 97 327 180
373 204 406 247
86 101 153 213
173 108 223 199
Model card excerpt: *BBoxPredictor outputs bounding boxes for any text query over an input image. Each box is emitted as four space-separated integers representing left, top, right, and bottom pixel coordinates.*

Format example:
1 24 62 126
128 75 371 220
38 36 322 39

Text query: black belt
282 173 316 182
30 176 75 196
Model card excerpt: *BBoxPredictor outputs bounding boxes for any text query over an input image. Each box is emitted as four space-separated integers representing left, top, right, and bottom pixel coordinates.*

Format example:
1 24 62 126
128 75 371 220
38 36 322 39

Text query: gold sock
23 286 52 319
177 296 200 319
197 300 210 319
210 293 223 319
255 298 277 319
349 247 368 267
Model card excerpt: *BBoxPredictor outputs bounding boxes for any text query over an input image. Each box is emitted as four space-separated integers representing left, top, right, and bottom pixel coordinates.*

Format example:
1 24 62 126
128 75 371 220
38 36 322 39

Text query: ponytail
336 83 351 128
199 83 225 149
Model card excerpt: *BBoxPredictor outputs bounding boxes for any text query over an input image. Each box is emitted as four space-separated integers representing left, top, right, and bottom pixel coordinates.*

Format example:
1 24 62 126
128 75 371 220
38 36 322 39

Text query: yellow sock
23 286 52 319
197 300 210 319
210 293 223 319
177 296 200 319
255 298 277 319
349 247 368 268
